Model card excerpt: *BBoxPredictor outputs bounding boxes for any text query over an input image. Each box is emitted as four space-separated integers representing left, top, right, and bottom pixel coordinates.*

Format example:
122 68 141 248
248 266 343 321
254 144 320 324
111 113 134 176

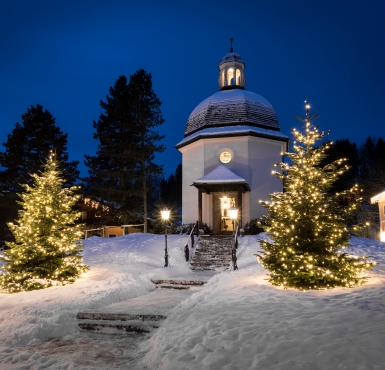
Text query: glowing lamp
160 207 170 267
161 207 170 221
229 205 238 220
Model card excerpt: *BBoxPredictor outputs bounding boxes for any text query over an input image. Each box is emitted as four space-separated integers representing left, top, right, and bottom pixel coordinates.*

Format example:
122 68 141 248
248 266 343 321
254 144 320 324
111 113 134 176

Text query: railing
184 221 199 262
232 225 239 270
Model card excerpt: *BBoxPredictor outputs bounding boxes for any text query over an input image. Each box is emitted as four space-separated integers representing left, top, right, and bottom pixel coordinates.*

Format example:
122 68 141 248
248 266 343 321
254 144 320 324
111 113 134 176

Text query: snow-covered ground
0 233 384 369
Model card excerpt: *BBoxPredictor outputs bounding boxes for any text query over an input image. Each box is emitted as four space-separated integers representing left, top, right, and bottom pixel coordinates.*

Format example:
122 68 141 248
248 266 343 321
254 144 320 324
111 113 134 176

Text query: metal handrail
232 224 239 270
184 221 199 262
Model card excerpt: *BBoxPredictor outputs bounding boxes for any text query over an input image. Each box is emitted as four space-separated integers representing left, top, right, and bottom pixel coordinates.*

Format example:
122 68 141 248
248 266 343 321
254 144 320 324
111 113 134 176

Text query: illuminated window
219 151 232 163
227 68 234 85
236 69 241 85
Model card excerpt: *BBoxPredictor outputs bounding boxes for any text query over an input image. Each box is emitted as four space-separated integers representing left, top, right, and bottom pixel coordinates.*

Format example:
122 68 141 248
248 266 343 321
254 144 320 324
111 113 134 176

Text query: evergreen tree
0 104 79 246
84 76 141 223
359 137 385 200
128 69 165 232
258 102 375 290
84 70 165 230
0 104 79 191
320 139 359 197
0 153 88 293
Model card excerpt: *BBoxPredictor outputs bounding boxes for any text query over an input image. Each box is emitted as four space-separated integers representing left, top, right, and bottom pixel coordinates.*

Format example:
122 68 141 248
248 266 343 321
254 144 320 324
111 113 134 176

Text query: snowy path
1 234 385 369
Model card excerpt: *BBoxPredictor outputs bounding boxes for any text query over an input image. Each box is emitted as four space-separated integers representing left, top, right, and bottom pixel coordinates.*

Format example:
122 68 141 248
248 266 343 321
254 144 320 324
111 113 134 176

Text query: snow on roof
371 188 385 203
219 52 244 65
193 165 247 184
184 89 279 136
176 124 289 149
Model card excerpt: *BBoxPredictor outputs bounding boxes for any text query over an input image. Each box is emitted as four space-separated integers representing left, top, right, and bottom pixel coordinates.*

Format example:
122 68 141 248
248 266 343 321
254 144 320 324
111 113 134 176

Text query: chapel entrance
212 192 237 234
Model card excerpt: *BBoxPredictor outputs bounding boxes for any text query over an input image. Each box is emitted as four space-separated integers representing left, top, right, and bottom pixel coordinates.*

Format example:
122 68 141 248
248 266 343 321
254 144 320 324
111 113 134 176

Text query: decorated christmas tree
258 100 376 290
0 152 89 293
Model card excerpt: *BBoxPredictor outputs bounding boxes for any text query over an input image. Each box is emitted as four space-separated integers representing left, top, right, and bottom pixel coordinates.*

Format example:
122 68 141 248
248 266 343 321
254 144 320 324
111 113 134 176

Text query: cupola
218 38 246 90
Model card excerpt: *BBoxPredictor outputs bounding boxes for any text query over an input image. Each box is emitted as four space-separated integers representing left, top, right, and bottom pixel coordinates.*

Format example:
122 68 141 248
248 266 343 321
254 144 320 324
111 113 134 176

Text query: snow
194 165 248 184
1 233 385 369
176 125 289 149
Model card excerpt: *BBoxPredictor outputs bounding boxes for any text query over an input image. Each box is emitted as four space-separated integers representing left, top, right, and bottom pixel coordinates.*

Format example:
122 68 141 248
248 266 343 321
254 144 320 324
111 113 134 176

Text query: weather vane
230 37 234 52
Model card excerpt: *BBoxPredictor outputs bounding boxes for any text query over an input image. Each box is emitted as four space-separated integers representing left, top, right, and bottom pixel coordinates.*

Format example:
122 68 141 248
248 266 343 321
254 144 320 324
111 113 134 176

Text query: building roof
219 52 245 66
371 188 385 203
192 165 251 193
184 89 279 137
176 124 289 150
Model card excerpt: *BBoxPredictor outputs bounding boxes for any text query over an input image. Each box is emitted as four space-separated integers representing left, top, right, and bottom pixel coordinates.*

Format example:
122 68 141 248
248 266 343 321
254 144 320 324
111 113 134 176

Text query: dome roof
184 89 279 137
219 52 244 66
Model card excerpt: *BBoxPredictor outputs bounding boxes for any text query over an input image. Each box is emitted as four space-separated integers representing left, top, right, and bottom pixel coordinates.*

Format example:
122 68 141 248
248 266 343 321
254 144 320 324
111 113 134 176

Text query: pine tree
258 101 376 290
128 69 165 233
0 104 79 191
84 71 165 230
84 76 141 223
0 153 88 293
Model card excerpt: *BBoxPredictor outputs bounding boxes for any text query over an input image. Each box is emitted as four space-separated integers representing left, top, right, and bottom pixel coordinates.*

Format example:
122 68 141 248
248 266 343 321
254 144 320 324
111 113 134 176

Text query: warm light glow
381 232 385 242
229 205 238 220
161 207 170 221
219 151 232 163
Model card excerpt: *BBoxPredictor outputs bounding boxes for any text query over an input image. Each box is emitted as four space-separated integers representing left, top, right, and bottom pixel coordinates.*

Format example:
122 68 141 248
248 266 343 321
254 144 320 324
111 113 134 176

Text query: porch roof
371 188 385 204
192 165 251 193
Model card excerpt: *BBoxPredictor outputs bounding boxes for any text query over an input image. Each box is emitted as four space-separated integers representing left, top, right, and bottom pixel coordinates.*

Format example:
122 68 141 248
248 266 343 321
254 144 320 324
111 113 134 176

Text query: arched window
221 70 225 87
227 68 234 85
236 69 241 85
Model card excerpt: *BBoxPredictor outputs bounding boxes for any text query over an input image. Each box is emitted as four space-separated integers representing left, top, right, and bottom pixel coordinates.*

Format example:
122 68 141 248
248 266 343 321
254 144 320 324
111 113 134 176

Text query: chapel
176 44 289 233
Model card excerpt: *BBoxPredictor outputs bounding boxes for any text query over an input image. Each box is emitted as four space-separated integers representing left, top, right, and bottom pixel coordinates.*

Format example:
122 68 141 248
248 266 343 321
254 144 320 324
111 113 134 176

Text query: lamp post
229 205 238 236
161 207 170 267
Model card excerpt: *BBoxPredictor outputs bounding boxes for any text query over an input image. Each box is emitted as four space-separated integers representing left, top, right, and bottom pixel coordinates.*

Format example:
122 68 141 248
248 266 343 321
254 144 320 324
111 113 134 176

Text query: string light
256 99 376 290
0 154 89 293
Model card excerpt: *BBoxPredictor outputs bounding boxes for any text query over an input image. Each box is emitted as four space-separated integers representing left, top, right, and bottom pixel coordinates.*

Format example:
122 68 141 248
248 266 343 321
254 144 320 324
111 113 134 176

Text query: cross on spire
230 37 234 53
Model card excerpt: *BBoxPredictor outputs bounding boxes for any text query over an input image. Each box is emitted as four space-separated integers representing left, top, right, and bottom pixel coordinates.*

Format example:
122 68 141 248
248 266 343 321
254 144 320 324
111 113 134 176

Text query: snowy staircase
76 279 207 334
77 312 165 334
152 279 207 290
190 235 233 271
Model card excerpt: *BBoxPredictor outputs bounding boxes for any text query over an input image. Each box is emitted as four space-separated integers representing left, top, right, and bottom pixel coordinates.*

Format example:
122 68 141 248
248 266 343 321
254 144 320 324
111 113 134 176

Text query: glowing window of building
227 68 234 85
219 151 232 163
236 69 241 85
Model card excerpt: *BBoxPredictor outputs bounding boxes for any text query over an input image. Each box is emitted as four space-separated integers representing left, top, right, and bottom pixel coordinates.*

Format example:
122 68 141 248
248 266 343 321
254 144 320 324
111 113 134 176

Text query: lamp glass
161 207 170 220
229 205 238 220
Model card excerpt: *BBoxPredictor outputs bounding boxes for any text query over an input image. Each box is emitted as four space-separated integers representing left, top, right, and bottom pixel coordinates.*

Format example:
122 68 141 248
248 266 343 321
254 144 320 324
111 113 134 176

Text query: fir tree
0 153 88 293
258 101 375 290
84 71 165 230
84 76 141 223
128 69 165 233
0 105 79 246
0 104 79 191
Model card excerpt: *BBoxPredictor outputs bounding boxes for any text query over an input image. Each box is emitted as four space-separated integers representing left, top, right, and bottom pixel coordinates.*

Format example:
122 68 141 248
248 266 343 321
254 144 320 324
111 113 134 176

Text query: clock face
219 151 232 163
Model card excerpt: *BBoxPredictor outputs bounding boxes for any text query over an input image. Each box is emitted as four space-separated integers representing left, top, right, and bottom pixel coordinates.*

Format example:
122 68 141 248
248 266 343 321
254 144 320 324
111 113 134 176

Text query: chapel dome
184 88 279 137
219 52 244 65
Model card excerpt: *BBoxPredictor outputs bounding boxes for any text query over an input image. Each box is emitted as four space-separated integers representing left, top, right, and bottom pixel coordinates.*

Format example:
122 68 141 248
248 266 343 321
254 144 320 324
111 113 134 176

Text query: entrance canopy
191 165 250 193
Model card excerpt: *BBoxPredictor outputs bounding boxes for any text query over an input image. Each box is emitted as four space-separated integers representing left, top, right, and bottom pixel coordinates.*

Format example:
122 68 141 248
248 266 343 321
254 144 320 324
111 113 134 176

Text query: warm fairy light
0 154 89 293
255 99 376 290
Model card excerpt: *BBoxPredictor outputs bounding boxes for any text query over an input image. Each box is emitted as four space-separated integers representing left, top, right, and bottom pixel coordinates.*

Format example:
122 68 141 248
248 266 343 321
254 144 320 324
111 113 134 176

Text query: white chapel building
176 47 289 233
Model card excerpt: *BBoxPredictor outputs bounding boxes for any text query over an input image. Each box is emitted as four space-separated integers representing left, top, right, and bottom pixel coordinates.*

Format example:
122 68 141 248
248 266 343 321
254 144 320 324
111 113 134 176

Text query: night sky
1 0 384 178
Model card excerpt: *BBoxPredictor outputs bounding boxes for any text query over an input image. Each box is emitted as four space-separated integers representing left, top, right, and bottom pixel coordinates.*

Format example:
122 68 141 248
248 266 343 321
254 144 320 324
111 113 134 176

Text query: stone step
77 312 166 321
78 322 158 334
151 279 207 286
155 285 190 290
190 261 231 267
194 252 232 256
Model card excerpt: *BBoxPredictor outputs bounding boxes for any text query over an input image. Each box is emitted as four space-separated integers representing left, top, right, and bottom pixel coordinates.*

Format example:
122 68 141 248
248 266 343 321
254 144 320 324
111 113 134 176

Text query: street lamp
161 207 170 267
229 205 238 236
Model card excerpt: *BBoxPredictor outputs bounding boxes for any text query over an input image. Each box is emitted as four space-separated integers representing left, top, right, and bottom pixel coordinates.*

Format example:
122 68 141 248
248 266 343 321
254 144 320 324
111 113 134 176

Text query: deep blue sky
1 0 384 178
